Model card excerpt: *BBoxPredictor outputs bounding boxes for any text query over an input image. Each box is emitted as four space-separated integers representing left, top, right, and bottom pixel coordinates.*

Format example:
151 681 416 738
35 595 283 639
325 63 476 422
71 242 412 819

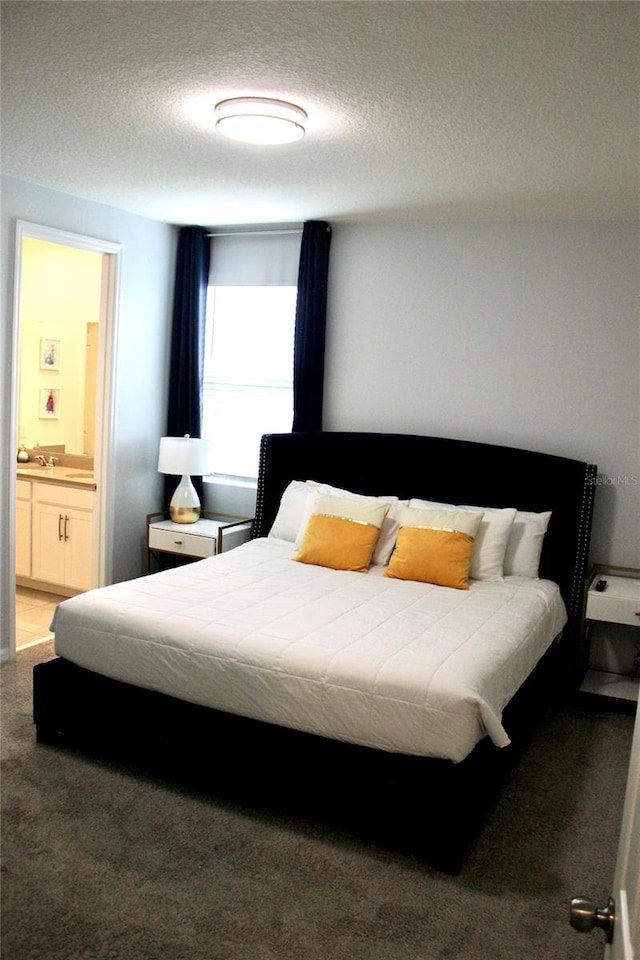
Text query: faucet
35 454 58 467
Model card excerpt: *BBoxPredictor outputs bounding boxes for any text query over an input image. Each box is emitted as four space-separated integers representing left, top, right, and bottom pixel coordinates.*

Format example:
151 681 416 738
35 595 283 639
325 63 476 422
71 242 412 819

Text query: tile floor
15 586 66 650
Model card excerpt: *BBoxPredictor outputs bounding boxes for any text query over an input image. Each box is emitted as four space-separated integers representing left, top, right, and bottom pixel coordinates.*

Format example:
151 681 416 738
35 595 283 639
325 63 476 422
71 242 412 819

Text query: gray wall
1 175 175 659
323 221 639 567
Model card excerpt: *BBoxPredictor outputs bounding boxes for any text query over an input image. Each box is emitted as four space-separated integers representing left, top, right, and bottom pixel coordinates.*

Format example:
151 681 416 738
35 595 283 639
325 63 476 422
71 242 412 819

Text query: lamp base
169 474 201 524
169 505 201 524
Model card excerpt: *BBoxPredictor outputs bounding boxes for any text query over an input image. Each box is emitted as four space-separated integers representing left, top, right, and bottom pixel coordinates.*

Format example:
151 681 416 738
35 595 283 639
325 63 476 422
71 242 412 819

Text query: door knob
570 896 615 943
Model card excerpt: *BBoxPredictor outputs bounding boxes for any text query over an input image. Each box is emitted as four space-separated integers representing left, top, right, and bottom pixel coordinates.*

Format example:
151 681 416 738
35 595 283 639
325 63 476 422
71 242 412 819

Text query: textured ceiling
2 0 638 226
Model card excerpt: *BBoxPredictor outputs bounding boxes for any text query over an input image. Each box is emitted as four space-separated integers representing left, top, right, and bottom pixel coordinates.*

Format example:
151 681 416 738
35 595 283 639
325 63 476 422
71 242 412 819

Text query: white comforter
51 537 567 762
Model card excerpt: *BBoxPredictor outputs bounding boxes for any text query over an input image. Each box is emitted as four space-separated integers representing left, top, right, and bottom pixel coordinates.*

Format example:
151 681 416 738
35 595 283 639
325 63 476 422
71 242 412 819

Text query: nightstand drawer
148 525 217 559
586 576 640 627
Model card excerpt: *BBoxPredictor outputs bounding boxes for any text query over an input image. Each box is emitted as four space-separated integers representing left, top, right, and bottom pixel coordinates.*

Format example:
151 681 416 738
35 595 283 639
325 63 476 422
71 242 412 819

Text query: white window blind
208 231 301 287
203 230 301 481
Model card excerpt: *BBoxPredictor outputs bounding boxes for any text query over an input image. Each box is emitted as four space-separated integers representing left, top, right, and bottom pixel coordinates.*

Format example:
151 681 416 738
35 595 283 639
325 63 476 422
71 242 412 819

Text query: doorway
9 221 122 657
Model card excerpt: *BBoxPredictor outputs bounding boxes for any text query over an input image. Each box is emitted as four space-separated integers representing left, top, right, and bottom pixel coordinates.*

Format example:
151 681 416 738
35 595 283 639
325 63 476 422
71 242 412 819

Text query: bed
33 431 596 871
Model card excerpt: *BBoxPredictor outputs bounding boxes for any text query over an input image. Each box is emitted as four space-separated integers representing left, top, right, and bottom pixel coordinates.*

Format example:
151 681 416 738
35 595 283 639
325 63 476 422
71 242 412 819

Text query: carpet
1 641 634 960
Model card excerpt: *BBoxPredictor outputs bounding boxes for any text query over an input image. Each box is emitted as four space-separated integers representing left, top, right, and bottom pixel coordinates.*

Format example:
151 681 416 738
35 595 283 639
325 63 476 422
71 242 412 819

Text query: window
203 285 296 478
202 231 301 481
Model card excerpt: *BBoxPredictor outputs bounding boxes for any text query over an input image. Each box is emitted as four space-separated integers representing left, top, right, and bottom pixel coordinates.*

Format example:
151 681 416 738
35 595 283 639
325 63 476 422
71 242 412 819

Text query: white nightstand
146 512 253 573
580 565 640 707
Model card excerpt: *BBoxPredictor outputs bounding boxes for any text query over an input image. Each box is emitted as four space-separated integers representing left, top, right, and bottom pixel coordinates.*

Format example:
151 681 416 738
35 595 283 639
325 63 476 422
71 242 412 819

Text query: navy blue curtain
292 220 332 432
164 226 211 508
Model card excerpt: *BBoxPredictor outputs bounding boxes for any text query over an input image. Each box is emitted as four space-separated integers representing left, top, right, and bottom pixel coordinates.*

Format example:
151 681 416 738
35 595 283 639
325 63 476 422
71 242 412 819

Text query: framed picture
40 338 60 370
39 387 60 419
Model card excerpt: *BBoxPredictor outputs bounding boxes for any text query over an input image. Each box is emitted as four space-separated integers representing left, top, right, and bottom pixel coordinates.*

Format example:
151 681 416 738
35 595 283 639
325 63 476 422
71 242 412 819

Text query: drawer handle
173 540 183 546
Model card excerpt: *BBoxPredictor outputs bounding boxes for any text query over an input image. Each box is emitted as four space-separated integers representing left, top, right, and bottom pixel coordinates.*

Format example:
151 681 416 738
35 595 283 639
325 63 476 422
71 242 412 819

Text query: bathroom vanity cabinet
16 475 95 595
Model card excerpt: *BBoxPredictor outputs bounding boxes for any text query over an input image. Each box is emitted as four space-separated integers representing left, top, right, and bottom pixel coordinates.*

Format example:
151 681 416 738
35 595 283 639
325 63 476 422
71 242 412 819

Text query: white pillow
268 480 310 541
503 510 552 578
409 498 516 581
462 504 517 582
371 500 408 566
296 482 406 566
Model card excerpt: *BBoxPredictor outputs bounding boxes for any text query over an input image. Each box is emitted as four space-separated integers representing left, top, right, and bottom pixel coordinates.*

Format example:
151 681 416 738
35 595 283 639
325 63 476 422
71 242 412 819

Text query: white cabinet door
32 502 67 585
32 494 94 592
64 509 94 591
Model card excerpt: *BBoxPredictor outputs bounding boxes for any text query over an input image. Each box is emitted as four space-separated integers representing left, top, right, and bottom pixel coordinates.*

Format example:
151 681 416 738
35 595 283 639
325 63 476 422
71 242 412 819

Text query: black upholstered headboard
255 432 596 632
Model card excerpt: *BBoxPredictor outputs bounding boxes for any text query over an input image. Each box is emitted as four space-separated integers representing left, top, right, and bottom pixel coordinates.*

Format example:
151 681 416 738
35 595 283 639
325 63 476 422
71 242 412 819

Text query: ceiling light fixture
214 97 307 145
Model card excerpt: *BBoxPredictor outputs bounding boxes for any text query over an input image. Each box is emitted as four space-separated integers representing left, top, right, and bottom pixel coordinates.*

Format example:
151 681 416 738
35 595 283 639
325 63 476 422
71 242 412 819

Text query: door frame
9 220 122 657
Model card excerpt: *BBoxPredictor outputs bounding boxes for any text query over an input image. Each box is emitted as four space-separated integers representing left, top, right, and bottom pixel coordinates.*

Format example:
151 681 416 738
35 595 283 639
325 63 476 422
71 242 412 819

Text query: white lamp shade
157 436 211 476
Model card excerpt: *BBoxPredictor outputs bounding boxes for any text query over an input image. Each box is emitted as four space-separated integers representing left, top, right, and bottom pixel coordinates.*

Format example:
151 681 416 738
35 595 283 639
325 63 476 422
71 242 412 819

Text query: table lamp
158 434 211 523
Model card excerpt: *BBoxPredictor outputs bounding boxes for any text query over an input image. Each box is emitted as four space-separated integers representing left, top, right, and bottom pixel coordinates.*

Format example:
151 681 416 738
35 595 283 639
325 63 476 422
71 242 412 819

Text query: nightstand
146 512 254 573
580 564 640 708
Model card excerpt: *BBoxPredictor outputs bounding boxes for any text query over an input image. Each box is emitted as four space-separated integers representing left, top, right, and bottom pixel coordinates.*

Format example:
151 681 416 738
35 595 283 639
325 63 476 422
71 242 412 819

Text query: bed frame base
33 646 559 874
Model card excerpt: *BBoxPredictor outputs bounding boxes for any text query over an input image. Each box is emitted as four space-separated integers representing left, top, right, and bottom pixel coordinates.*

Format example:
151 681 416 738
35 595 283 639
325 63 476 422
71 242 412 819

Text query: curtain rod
206 228 302 238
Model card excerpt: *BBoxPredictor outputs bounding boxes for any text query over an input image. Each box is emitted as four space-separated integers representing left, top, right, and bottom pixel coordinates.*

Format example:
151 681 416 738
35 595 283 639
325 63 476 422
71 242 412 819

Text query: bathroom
15 236 103 642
